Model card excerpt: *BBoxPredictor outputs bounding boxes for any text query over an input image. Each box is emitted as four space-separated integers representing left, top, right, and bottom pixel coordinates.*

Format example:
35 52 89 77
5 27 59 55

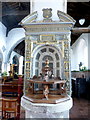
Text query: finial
45 58 49 67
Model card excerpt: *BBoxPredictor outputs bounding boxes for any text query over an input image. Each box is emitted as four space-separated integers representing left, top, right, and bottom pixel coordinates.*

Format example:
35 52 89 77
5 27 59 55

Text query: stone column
88 33 90 69
19 56 23 75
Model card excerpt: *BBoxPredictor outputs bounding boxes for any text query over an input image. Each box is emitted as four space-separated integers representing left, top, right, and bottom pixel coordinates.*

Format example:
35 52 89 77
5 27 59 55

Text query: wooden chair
2 77 23 119
0 98 2 119
2 98 18 119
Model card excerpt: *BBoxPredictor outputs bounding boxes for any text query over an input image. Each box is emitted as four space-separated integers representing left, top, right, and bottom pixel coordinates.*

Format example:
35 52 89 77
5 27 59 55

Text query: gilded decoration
25 37 34 82
40 35 55 42
20 9 75 95
25 25 71 33
63 40 71 94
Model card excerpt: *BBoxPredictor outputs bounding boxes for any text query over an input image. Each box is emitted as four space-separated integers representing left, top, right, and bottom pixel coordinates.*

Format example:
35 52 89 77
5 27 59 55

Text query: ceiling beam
72 27 90 34
0 0 30 2
2 11 30 16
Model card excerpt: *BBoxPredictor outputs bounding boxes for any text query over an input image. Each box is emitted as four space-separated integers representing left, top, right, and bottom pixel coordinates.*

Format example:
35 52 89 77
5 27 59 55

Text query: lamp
79 19 85 25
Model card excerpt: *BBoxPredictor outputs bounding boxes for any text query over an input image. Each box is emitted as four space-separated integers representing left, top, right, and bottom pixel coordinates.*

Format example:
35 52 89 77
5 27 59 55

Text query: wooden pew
1 77 23 119
2 78 23 97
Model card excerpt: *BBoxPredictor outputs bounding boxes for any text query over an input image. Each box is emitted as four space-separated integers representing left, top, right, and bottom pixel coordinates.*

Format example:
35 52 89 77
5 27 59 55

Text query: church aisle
70 97 90 119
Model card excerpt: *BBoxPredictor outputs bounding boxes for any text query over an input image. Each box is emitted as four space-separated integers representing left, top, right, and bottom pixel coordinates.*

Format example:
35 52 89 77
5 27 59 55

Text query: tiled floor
20 97 90 119
70 97 90 119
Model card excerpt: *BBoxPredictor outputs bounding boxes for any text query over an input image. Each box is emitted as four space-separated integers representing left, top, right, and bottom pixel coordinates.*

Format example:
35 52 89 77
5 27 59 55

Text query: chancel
0 0 90 119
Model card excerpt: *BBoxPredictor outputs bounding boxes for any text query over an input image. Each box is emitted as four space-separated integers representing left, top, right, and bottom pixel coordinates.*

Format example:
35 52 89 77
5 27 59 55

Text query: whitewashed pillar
19 56 23 75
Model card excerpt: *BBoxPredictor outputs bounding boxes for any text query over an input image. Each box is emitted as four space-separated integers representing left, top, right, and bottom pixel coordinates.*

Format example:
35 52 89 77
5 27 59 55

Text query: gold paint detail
40 34 55 42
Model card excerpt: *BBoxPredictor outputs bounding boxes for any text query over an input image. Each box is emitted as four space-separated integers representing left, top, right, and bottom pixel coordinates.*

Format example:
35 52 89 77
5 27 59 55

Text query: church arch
78 38 88 69
6 37 25 63
12 55 19 74
32 45 62 78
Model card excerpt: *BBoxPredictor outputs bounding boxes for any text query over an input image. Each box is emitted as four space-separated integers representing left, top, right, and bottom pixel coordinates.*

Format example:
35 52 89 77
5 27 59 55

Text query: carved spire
45 58 49 67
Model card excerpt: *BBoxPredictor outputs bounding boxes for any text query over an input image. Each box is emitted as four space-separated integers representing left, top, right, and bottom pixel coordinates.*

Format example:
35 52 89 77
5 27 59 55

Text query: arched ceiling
14 40 25 57
0 2 90 56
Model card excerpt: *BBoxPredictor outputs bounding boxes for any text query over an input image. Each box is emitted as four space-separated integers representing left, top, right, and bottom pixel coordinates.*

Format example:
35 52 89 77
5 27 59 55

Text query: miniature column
24 35 33 94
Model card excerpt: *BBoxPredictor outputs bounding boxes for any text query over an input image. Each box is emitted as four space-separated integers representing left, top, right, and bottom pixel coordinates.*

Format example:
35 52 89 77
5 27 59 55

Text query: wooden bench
0 77 23 119
2 78 23 97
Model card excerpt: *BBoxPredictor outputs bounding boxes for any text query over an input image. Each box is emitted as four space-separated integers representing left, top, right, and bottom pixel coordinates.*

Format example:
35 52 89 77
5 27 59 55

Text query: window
36 53 40 60
35 62 39 67
41 48 46 53
55 53 59 60
49 48 54 53
56 62 59 67
35 69 38 76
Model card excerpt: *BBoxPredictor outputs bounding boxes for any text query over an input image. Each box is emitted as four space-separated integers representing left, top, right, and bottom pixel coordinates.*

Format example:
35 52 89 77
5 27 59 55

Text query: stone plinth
21 95 73 118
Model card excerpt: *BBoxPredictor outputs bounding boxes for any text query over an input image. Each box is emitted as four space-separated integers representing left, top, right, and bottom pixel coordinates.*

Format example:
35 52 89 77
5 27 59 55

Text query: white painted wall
0 22 6 52
88 33 90 69
6 28 25 52
0 23 25 73
3 28 25 73
31 0 67 21
6 28 25 62
71 33 88 71
0 22 7 72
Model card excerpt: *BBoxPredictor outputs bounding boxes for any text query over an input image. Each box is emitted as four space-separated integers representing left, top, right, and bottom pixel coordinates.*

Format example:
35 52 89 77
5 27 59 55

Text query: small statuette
45 58 49 67
44 74 48 81
43 85 49 100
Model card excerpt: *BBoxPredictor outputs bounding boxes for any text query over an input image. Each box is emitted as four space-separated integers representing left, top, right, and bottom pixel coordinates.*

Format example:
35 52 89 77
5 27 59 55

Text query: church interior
0 0 90 119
